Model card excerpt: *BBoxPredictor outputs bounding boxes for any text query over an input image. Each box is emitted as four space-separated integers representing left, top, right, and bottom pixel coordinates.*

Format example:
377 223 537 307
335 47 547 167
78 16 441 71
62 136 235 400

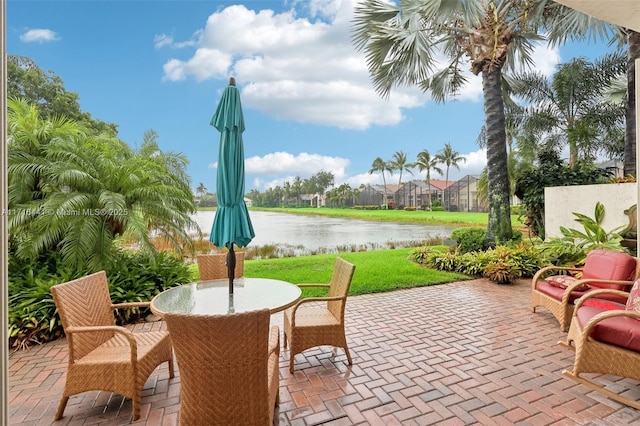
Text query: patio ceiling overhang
553 0 640 32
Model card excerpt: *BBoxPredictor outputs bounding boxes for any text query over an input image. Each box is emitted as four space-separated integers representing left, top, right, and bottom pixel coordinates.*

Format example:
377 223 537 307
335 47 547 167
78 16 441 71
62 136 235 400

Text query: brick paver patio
8 277 640 425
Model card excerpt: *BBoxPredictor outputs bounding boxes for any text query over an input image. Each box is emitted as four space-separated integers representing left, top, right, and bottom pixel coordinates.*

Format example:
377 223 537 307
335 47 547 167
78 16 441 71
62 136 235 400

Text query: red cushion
576 305 640 352
537 281 589 303
583 298 626 310
582 250 636 290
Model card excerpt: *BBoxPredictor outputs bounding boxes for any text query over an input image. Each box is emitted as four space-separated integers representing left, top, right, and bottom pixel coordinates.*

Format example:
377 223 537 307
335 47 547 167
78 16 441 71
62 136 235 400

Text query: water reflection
193 210 453 256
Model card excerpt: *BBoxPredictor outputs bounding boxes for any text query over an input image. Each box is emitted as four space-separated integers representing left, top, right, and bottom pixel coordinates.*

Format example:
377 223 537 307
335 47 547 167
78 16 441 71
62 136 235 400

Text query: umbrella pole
227 245 236 294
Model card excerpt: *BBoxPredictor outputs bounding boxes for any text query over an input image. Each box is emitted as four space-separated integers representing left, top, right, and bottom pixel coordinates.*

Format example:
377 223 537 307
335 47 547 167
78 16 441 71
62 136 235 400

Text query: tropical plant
8 248 194 350
409 242 544 284
389 150 413 187
544 10 638 177
410 149 442 209
622 31 640 176
538 201 627 267
555 202 624 249
510 53 627 168
514 148 610 238
369 157 392 208
451 227 488 253
7 98 199 272
436 143 466 210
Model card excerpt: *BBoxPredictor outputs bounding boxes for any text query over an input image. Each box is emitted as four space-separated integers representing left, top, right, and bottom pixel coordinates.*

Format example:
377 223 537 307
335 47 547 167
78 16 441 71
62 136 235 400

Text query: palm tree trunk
382 174 388 209
426 172 431 209
445 168 450 210
624 30 640 178
482 67 513 246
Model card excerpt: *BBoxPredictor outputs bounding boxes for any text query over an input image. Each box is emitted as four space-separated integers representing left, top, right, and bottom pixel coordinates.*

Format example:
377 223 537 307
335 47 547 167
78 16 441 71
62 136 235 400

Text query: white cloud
160 1 561 131
154 33 198 49
160 1 430 130
245 151 349 178
460 148 488 176
528 40 562 77
20 29 59 43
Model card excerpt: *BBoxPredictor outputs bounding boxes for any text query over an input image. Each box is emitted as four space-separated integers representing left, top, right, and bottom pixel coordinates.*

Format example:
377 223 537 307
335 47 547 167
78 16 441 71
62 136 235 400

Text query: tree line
369 144 466 210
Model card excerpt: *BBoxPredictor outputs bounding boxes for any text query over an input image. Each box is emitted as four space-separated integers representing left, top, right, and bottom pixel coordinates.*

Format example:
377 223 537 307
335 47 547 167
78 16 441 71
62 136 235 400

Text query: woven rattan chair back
51 270 116 360
326 257 356 319
284 257 356 372
197 252 244 281
164 309 273 425
50 270 175 421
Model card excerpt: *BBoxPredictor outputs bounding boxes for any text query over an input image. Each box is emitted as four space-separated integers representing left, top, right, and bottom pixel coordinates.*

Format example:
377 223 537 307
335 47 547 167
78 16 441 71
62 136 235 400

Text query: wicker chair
531 249 640 331
50 271 174 421
284 257 356 373
197 251 244 280
559 282 640 409
164 309 279 426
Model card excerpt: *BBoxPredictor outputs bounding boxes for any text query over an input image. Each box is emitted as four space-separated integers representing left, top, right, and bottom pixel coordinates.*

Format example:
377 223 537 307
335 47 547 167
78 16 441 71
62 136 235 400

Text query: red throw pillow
583 299 625 310
626 279 640 312
545 275 590 292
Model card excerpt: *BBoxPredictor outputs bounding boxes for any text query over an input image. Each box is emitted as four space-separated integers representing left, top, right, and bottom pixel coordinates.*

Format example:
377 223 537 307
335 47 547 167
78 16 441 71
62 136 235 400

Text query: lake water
192 210 453 255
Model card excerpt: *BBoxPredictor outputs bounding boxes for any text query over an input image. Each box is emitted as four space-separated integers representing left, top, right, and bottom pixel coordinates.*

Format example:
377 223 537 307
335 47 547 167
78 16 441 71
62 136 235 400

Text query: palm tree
410 149 442 209
510 53 626 168
196 182 207 200
389 151 413 207
623 31 640 176
389 151 413 187
368 157 391 208
7 99 198 271
436 143 466 211
545 12 637 176
353 0 554 244
292 176 303 207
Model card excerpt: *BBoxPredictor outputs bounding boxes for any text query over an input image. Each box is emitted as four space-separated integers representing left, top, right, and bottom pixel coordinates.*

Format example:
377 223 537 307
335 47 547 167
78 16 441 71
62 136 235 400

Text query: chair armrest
296 284 330 289
561 279 634 304
111 301 151 310
268 325 280 358
532 266 582 289
65 325 137 363
289 295 346 327
574 289 631 310
582 309 640 338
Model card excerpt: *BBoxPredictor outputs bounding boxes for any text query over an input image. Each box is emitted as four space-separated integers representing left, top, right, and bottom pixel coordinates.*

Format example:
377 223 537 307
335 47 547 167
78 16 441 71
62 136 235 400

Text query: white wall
544 183 636 239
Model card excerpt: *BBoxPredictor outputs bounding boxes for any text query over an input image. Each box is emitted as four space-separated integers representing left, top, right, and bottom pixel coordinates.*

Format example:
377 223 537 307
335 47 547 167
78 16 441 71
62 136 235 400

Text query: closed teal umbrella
209 77 255 294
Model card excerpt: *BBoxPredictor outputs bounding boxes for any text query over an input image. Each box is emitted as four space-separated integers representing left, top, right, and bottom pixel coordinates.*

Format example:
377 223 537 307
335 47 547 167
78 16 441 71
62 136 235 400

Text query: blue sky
7 0 613 193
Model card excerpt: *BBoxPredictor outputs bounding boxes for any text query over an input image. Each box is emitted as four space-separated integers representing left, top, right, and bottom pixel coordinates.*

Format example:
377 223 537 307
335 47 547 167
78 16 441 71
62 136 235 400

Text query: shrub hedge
8 249 194 350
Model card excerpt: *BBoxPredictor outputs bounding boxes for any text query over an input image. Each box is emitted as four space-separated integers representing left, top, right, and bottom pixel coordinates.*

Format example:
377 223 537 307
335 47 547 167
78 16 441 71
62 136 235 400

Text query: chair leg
289 351 295 373
563 369 640 410
54 396 69 420
343 345 353 365
168 357 175 378
283 332 288 349
131 393 141 421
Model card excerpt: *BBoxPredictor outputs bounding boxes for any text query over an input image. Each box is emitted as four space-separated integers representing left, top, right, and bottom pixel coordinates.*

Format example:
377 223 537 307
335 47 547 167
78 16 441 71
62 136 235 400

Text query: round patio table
150 277 302 316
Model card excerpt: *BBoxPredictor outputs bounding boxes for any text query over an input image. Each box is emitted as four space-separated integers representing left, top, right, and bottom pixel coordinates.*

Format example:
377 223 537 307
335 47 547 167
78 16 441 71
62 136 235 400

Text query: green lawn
242 248 470 297
249 206 526 228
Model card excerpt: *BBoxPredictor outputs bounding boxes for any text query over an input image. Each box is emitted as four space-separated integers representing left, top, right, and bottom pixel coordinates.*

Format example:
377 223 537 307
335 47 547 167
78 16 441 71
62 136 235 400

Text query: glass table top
150 277 302 316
